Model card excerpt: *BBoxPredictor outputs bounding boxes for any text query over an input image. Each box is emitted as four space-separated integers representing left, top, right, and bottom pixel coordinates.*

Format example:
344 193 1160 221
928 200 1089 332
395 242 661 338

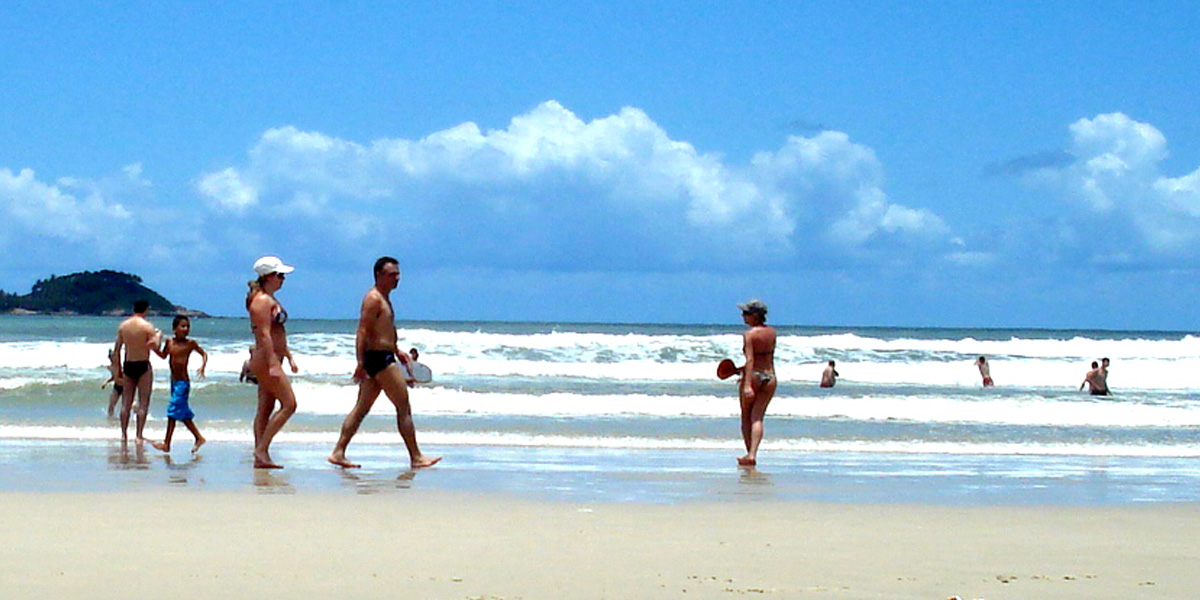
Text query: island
0 270 207 317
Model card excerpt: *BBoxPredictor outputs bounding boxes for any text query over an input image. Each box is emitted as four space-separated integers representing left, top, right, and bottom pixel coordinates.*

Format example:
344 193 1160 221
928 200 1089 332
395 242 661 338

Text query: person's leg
254 376 296 469
107 387 121 418
182 419 205 453
119 376 136 442
742 379 777 465
377 365 440 468
328 379 382 468
152 418 177 452
253 384 273 448
133 369 153 442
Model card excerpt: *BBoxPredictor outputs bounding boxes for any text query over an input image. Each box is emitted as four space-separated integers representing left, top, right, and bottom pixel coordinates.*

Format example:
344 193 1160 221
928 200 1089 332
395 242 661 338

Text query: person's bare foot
411 455 442 469
254 451 283 469
737 455 757 466
191 437 205 454
151 441 169 452
328 454 361 468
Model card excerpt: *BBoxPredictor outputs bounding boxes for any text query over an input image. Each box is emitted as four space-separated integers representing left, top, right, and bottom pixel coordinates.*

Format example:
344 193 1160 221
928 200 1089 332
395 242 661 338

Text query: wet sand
1 491 1194 599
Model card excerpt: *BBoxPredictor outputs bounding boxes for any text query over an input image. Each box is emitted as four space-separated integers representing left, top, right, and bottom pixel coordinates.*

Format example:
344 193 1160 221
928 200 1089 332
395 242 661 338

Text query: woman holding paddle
736 299 777 466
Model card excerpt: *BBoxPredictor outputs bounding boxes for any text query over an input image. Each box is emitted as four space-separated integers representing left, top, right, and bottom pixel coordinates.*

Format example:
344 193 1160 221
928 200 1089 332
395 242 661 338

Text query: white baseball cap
253 256 295 277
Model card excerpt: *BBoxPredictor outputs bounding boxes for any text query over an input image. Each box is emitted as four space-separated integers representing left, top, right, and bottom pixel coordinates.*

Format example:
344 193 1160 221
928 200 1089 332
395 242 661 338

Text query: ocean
1 315 1198 504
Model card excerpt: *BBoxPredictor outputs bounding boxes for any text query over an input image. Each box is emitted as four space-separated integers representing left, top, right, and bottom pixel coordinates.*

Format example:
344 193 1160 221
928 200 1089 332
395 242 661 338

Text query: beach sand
1 491 1194 599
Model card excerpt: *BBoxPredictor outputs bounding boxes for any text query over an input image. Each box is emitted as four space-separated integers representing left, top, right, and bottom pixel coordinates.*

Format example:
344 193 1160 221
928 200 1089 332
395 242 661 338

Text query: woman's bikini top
250 295 287 331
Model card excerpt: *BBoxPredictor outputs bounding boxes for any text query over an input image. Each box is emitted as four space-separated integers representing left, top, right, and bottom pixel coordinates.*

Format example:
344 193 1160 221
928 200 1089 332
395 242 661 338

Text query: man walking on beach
112 299 161 443
328 256 441 469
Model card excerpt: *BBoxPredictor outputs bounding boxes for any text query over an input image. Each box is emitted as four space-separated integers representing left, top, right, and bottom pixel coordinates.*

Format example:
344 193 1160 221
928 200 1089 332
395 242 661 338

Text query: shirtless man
1100 357 1111 394
1081 361 1108 395
820 360 838 388
737 299 777 467
111 299 162 443
976 356 994 387
329 256 441 469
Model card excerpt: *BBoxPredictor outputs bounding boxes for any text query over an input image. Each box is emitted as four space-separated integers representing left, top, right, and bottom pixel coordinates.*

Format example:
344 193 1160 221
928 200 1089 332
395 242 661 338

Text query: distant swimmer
974 355 993 388
328 256 441 470
403 347 433 386
820 360 838 388
736 299 777 467
1080 361 1108 395
112 299 162 444
246 256 297 469
238 347 258 385
1100 357 1112 394
102 349 124 418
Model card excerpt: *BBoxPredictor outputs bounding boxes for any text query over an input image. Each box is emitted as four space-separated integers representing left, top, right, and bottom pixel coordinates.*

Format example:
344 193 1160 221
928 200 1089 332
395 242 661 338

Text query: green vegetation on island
0 270 204 316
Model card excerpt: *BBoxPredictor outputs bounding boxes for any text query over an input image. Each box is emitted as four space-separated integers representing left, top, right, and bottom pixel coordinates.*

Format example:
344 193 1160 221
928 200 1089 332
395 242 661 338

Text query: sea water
1 315 1198 504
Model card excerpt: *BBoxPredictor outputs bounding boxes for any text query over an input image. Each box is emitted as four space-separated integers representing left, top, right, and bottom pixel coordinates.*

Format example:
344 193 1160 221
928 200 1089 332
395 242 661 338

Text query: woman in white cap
737 299 777 467
246 256 297 469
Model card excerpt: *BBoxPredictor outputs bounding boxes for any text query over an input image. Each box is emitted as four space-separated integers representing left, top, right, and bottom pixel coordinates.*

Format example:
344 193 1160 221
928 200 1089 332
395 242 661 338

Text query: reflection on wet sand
253 469 295 494
737 465 773 488
334 467 420 494
162 454 203 486
107 441 151 470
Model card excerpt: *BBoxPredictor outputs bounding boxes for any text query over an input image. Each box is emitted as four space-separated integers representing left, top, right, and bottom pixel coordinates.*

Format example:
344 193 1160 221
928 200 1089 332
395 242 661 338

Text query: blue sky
3 2 1200 328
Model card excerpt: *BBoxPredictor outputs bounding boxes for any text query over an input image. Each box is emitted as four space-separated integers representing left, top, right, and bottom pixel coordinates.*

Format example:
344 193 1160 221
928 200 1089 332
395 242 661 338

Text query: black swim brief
363 350 397 378
123 360 150 382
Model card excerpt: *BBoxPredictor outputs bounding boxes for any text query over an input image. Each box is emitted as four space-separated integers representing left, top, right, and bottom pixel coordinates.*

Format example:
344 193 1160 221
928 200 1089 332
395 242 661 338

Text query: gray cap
738 299 768 315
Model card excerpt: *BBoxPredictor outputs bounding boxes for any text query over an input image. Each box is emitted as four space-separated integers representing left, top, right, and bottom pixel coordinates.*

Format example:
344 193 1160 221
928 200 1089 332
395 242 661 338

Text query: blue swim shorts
166 379 195 421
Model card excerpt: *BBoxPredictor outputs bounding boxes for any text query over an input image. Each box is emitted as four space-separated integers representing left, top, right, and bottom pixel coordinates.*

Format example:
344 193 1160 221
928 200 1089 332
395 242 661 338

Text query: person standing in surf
737 299 777 467
820 360 839 388
1081 360 1108 395
976 356 994 387
328 256 441 469
112 299 162 444
246 256 297 469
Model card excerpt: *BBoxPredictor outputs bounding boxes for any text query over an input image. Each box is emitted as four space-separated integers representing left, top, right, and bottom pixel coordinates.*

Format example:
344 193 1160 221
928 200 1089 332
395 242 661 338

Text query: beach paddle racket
716 359 738 380
403 361 434 384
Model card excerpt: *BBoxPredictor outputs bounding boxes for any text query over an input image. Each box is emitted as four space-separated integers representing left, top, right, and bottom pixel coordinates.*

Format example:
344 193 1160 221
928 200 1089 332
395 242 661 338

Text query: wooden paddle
716 358 739 380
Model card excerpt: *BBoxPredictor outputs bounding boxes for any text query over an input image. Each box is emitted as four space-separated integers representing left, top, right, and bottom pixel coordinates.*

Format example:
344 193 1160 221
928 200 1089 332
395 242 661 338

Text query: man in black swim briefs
328 256 441 470
112 299 162 443
362 349 397 378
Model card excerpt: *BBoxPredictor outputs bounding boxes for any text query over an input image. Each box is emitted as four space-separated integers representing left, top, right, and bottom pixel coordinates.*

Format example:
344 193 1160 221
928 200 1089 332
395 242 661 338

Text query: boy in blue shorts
152 315 208 453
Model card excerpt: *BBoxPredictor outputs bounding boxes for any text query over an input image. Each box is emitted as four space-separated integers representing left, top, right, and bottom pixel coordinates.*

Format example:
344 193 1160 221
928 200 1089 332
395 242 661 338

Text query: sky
2 2 1200 329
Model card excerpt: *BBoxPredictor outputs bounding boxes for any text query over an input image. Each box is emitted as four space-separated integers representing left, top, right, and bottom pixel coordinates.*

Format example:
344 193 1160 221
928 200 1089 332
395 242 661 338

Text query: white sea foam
2 425 1197 459
7 329 1200 392
271 383 1200 427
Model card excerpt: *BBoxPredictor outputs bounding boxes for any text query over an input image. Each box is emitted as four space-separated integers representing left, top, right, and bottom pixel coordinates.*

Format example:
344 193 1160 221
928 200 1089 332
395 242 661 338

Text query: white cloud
1035 112 1200 256
0 167 131 244
197 167 259 212
196 101 953 270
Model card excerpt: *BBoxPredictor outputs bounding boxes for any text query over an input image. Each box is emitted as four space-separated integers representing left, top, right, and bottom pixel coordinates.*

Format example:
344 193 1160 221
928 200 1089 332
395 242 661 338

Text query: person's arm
352 295 376 383
195 343 208 379
741 332 755 399
112 335 124 380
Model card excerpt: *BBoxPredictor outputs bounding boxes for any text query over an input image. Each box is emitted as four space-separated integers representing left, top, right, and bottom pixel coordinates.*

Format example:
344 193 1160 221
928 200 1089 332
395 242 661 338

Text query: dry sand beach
2 491 1195 600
